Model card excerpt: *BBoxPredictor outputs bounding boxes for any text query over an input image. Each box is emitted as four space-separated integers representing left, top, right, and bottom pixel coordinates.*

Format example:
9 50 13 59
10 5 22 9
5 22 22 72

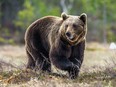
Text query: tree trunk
103 4 107 43
60 0 68 13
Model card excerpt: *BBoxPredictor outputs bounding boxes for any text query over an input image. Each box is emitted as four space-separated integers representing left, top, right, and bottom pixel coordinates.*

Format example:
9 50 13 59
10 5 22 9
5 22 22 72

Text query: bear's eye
73 24 78 28
65 25 68 28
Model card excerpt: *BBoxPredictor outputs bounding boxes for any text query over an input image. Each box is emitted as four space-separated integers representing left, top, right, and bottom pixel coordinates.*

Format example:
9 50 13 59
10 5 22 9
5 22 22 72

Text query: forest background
0 0 116 44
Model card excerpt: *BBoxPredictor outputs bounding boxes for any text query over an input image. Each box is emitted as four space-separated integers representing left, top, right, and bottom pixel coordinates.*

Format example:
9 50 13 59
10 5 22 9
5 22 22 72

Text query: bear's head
60 12 87 45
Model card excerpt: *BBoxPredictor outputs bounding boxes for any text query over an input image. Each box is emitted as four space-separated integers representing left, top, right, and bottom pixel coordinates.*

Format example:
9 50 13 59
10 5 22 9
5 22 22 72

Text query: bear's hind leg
35 52 51 73
26 50 35 69
26 42 51 73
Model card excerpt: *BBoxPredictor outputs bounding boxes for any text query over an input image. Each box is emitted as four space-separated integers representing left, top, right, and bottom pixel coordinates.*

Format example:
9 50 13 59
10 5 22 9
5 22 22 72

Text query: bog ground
0 43 116 87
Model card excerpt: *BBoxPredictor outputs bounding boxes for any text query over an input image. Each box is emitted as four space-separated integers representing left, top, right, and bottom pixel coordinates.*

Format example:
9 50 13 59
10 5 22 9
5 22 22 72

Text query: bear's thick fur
25 12 87 79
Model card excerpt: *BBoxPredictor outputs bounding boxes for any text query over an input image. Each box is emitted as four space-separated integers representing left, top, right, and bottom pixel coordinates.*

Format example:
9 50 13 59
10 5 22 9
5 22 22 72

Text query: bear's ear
61 12 68 20
79 13 87 24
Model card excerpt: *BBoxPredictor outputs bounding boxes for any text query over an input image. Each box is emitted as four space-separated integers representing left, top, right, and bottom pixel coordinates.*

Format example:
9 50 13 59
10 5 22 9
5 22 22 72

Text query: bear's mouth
66 31 85 45
65 33 76 41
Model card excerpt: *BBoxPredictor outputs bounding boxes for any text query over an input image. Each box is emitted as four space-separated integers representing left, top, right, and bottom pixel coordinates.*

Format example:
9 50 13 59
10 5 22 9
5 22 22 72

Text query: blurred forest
0 0 116 44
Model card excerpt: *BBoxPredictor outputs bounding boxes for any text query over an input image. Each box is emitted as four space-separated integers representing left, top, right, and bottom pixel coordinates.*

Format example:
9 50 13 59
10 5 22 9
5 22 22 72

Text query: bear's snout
66 32 71 38
65 32 74 40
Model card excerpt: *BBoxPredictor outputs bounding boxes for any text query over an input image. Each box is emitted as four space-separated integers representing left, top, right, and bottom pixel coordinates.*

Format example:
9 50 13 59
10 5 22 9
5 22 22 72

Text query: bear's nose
66 32 74 40
66 32 71 37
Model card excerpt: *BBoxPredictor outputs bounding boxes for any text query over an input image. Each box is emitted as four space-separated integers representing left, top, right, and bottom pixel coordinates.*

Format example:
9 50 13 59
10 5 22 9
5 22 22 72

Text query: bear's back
25 16 63 53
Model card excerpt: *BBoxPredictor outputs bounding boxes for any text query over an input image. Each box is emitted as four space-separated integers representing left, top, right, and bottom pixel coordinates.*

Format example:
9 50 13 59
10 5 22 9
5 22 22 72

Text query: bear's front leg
69 40 85 79
49 42 79 79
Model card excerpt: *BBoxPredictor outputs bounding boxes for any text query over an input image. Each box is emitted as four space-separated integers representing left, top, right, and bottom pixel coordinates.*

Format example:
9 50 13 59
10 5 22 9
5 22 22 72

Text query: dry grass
0 43 116 87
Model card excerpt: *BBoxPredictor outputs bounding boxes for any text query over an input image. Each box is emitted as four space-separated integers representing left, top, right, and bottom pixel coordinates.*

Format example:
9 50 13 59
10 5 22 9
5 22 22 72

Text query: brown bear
25 12 87 79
